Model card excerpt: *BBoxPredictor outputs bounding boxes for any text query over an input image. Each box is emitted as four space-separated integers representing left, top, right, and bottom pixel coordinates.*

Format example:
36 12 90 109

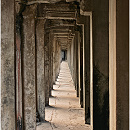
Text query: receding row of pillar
66 25 91 125
1 0 129 130
1 3 63 129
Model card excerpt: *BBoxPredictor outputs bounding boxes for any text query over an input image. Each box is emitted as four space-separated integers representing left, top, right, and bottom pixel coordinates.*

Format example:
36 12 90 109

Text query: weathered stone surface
91 1 109 129
80 0 93 11
27 0 79 3
52 38 61 86
116 0 129 128
44 32 50 106
55 40 61 80
77 31 80 98
16 19 23 130
49 32 53 96
1 0 15 129
15 3 25 128
22 4 37 130
73 35 77 88
79 29 83 108
83 17 90 124
36 19 46 121
53 38 57 84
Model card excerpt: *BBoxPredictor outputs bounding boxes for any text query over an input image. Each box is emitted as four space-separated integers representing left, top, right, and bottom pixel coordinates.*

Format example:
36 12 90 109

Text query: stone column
79 29 83 108
49 32 53 96
67 43 71 69
1 0 16 129
51 33 54 90
75 31 79 97
73 37 75 80
54 40 57 80
22 5 37 130
56 41 60 77
73 36 76 87
36 19 46 122
70 38 74 75
55 41 60 78
78 32 81 99
67 42 71 69
84 17 90 124
109 0 129 129
53 38 56 83
92 2 109 129
44 32 50 106
16 12 23 129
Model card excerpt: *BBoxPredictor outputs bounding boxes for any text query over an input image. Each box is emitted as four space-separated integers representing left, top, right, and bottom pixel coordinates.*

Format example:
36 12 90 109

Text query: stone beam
41 2 77 12
54 33 69 36
25 0 79 4
46 26 76 32
54 36 68 38
37 3 78 19
53 32 70 35
52 29 71 33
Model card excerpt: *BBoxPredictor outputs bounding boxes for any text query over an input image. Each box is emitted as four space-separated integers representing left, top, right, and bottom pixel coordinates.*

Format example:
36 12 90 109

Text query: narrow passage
37 61 91 130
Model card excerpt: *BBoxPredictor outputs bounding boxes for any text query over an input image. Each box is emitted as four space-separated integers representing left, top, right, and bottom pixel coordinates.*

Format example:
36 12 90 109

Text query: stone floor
37 61 91 130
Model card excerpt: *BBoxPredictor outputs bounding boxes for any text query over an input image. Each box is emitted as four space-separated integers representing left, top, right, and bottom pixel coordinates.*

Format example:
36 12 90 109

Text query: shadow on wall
93 64 109 130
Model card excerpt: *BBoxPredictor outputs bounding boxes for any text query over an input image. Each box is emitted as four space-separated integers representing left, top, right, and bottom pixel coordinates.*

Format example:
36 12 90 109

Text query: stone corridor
37 61 91 130
1 0 129 129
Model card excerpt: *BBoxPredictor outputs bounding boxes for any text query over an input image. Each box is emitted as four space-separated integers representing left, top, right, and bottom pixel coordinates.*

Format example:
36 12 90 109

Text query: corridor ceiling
38 1 80 50
16 0 82 50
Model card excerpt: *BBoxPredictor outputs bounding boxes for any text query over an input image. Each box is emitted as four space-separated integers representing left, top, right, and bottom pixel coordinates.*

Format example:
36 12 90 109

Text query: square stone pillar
36 19 46 121
82 16 91 124
67 44 71 69
78 32 81 99
16 14 23 129
73 36 77 87
109 0 129 129
51 42 54 89
75 31 79 95
70 39 74 75
44 32 50 106
49 32 53 96
55 41 60 79
92 1 109 129
79 29 83 108
53 38 56 83
54 40 58 80
1 0 16 129
22 5 37 130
